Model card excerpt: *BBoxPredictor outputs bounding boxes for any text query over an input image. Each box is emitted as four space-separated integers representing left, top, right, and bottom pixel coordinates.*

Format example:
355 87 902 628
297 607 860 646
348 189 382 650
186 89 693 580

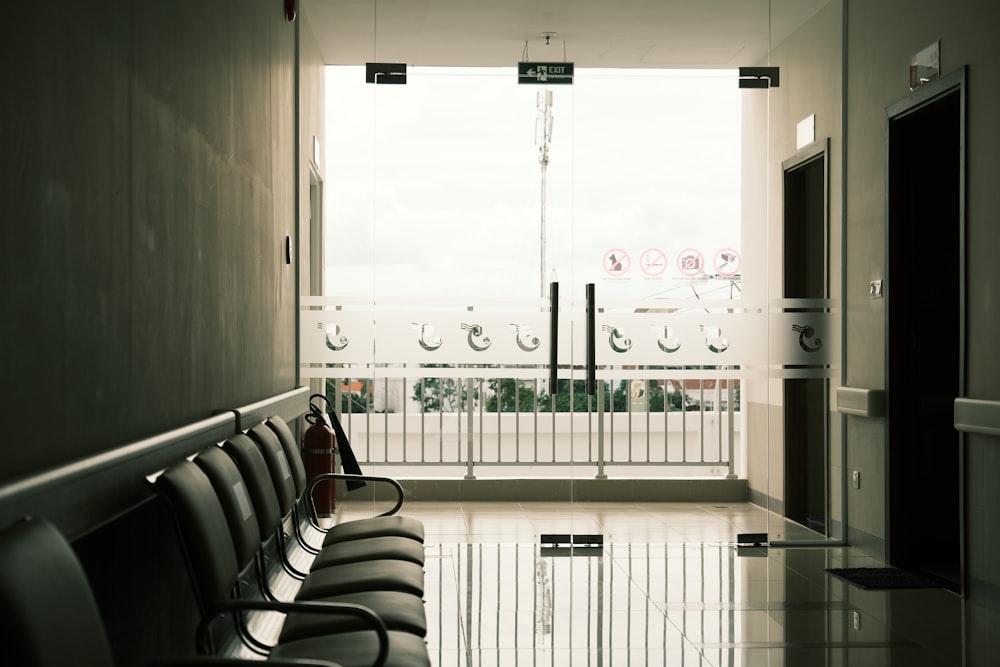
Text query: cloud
324 66 740 299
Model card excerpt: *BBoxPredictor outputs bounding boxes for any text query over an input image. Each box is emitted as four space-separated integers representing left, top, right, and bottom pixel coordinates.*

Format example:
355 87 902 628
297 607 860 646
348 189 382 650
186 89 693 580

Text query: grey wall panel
1 0 300 483
2 1 134 478
846 0 1000 610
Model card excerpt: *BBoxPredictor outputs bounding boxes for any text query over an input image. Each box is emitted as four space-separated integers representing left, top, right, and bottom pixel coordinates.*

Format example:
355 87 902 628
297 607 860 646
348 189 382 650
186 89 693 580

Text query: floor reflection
336 501 977 666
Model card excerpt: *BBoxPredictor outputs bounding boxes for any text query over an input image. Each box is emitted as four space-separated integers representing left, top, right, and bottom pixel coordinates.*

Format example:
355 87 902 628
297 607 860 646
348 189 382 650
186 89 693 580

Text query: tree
539 379 602 413
410 365 478 413
485 378 539 412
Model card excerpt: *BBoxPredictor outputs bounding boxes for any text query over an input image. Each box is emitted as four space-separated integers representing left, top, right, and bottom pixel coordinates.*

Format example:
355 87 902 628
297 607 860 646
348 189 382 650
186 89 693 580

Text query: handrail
0 412 235 541
231 386 311 432
0 387 312 541
836 386 885 417
955 397 1000 437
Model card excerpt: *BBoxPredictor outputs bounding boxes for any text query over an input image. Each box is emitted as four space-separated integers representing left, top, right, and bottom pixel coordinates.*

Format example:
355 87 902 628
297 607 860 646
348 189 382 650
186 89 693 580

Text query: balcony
301 293 833 503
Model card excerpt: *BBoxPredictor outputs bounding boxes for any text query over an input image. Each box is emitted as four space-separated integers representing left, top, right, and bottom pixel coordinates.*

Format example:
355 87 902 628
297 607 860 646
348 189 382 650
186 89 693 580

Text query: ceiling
307 0 832 70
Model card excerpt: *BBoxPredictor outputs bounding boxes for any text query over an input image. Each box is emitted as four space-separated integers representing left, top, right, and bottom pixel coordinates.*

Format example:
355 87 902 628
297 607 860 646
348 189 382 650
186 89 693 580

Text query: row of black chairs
0 416 428 667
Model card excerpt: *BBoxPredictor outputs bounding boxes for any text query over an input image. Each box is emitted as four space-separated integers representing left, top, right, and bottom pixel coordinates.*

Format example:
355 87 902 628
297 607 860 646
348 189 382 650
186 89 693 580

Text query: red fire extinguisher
304 399 337 517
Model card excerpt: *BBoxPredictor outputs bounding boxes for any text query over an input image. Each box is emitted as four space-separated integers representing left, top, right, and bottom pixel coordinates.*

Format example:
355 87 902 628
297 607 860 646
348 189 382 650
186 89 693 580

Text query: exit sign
518 62 574 85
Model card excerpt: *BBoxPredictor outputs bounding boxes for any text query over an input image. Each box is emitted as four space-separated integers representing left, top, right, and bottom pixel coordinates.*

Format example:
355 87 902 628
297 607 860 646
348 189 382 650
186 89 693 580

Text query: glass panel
757 3 842 546
306 0 844 547
322 67 378 517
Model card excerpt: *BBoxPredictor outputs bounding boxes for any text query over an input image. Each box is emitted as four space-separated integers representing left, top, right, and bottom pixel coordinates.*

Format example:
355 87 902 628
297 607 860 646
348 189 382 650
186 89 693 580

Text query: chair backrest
266 415 307 497
155 460 240 611
0 518 115 667
247 423 298 515
193 445 261 572
223 433 284 537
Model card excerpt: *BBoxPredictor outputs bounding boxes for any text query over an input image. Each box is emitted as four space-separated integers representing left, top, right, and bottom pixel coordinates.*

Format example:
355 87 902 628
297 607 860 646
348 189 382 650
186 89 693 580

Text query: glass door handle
586 283 596 396
549 282 559 395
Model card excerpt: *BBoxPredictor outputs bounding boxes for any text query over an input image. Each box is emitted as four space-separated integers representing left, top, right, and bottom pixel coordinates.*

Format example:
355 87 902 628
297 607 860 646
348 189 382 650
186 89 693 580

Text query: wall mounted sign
796 114 815 150
366 62 407 84
909 41 939 90
738 66 780 88
518 62 574 85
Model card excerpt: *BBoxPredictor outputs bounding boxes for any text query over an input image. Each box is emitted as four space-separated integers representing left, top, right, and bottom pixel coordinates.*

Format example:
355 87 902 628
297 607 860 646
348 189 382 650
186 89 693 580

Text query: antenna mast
536 89 553 297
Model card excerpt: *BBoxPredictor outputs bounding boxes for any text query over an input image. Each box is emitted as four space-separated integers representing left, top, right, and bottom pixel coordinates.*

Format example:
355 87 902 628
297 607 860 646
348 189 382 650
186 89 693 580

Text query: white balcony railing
301 294 833 480
332 379 740 479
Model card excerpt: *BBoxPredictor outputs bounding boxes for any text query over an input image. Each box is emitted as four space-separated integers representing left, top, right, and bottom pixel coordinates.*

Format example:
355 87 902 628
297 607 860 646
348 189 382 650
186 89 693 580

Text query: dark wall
73 499 202 666
845 0 1000 616
1 0 298 483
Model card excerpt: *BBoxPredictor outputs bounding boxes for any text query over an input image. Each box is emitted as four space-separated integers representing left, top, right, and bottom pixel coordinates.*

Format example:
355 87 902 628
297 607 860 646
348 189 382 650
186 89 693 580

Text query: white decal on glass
510 324 541 352
412 323 443 351
701 325 730 353
792 324 823 353
461 323 492 351
602 324 633 353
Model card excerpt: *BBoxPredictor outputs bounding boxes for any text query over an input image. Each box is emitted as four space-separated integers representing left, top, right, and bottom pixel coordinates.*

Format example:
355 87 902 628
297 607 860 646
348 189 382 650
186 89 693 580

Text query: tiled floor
337 500 973 666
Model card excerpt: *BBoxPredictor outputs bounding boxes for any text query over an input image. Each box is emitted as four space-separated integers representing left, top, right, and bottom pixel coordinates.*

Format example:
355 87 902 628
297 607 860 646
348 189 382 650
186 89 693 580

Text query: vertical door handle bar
549 282 559 394
586 283 596 396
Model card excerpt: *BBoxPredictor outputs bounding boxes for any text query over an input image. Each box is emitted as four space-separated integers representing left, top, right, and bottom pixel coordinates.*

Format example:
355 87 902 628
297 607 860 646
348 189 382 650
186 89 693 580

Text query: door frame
781 137 832 536
884 66 966 592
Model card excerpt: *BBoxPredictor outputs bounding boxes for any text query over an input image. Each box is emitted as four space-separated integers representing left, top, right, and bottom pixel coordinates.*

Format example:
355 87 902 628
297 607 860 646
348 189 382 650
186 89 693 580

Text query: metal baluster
466 376 475 479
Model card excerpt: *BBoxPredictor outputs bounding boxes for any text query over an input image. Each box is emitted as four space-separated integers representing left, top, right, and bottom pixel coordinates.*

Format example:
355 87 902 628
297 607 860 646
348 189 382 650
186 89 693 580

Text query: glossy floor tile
332 501 978 666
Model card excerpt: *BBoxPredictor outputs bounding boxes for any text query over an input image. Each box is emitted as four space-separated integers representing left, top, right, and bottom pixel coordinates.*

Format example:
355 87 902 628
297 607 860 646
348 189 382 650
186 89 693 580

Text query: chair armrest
305 474 405 527
197 599 388 667
152 659 343 667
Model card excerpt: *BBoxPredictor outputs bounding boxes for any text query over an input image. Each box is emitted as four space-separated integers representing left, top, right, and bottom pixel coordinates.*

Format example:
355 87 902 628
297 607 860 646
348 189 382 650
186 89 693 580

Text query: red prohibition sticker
603 249 630 276
640 248 667 277
676 248 704 277
714 248 742 276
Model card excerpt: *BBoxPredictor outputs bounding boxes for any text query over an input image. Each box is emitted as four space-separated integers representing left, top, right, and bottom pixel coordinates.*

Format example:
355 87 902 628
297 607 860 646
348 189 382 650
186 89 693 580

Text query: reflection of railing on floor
426 540 770 662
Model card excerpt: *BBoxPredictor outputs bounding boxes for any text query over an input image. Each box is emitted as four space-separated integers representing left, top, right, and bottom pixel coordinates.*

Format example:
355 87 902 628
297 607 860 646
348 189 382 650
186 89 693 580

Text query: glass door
302 1 842 547
311 65 585 520
300 3 847 664
565 68 745 487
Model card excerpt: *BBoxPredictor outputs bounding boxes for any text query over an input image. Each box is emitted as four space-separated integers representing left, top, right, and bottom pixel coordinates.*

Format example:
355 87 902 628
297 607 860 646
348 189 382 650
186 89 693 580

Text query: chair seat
269 629 431 667
312 535 425 569
295 559 425 599
321 515 425 546
280 590 426 640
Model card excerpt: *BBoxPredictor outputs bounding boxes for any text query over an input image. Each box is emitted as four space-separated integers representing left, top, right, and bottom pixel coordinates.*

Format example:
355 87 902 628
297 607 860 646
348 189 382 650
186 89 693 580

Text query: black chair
193 444 427 640
223 434 424 578
240 426 425 568
0 517 345 667
261 418 425 547
154 460 430 667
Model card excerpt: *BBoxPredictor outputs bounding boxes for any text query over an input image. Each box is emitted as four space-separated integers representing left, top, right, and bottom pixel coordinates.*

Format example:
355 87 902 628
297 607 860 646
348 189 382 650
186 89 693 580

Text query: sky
323 66 742 302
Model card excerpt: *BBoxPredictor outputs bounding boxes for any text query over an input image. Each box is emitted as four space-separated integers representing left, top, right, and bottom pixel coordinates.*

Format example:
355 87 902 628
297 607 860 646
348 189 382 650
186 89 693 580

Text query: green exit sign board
518 62 574 85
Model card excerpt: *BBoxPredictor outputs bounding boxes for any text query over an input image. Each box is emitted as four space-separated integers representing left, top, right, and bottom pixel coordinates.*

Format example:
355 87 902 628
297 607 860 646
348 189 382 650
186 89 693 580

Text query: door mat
825 567 945 590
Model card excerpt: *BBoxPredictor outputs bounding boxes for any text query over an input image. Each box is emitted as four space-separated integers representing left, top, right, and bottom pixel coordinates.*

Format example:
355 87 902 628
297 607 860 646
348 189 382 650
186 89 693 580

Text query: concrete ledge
338 477 749 503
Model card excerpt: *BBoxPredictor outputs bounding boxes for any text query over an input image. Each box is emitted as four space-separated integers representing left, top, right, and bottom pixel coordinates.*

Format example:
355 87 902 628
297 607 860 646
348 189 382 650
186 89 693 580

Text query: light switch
869 280 883 298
